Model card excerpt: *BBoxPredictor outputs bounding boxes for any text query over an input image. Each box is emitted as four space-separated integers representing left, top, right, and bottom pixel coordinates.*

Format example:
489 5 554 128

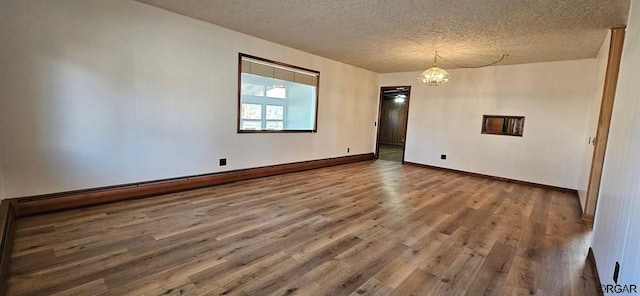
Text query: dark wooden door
379 97 408 145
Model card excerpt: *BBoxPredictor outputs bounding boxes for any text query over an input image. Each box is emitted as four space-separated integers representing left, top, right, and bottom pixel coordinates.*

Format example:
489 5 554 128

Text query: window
238 53 319 133
240 103 262 130
481 115 525 137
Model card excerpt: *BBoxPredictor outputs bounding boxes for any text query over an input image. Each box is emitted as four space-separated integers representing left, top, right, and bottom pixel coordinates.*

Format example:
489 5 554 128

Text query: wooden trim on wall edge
0 200 15 296
10 153 375 217
588 247 604 296
404 161 577 194
584 27 626 217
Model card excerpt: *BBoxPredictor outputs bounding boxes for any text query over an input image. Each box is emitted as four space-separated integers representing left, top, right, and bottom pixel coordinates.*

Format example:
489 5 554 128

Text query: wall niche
481 115 525 137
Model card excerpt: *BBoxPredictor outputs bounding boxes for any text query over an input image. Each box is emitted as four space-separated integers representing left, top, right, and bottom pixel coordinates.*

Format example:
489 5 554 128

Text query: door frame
375 86 412 163
583 27 625 221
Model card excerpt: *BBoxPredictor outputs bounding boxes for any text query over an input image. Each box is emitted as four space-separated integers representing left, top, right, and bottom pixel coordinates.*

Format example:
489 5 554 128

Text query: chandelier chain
435 53 509 69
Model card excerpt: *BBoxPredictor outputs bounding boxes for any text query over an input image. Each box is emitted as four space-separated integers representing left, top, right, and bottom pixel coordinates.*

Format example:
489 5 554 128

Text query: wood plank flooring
378 145 403 162
7 160 598 295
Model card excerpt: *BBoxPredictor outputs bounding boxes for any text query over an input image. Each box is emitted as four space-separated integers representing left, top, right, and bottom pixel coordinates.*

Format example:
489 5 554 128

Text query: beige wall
592 0 640 286
380 59 598 189
0 0 380 197
0 147 5 200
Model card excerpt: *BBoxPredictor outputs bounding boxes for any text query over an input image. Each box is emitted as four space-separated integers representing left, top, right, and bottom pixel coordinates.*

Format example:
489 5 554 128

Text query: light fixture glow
417 50 451 86
394 94 406 103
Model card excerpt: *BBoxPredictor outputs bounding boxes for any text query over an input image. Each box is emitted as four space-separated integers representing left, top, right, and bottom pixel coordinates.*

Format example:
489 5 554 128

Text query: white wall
0 0 380 198
592 0 640 289
577 32 612 211
380 59 597 189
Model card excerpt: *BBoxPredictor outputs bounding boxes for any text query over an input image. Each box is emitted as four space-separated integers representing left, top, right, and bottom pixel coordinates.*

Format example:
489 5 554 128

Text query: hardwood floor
378 144 403 162
7 161 598 295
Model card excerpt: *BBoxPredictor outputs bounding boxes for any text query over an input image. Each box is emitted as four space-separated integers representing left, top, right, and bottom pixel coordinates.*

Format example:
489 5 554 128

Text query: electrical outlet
441 154 447 160
347 148 350 153
614 262 620 284
219 158 227 166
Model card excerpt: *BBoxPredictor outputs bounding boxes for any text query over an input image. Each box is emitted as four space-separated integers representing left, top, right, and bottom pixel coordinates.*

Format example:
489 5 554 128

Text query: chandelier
416 51 451 86
417 51 508 86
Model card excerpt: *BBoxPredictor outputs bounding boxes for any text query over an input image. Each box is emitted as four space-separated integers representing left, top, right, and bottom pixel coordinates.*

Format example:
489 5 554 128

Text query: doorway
376 86 411 162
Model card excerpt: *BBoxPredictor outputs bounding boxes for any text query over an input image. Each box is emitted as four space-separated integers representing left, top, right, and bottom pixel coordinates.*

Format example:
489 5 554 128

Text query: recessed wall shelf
481 115 525 137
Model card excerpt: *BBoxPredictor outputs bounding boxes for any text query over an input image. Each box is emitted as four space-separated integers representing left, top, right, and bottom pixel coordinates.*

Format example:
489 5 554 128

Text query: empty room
1 0 639 295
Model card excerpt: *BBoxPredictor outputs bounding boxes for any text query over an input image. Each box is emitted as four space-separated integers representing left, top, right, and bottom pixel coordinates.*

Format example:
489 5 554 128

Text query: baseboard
11 153 375 217
404 161 577 194
582 213 595 223
0 200 15 295
587 247 604 296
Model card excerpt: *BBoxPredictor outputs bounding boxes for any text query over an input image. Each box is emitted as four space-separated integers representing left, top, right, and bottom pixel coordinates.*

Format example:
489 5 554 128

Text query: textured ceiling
135 0 629 73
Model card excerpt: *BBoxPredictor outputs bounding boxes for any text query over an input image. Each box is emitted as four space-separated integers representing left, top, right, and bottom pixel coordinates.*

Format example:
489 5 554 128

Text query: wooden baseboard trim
404 161 577 194
11 153 375 217
0 200 15 295
588 247 604 296
582 213 595 223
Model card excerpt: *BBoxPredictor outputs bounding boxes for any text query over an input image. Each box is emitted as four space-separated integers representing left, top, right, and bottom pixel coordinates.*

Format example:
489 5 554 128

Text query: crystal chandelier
417 51 451 86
